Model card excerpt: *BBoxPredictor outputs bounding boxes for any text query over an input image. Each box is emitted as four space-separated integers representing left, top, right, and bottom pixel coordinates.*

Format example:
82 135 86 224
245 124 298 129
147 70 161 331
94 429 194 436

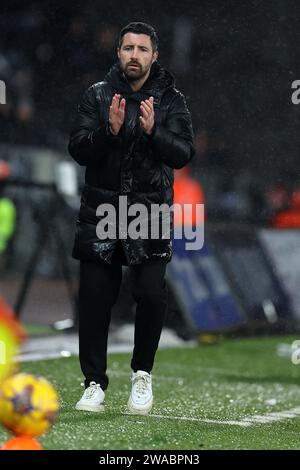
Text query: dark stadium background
1 0 300 333
2 0 300 453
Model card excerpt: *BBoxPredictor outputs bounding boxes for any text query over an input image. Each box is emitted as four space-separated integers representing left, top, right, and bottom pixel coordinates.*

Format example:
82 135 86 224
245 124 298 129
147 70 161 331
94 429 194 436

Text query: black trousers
78 255 168 390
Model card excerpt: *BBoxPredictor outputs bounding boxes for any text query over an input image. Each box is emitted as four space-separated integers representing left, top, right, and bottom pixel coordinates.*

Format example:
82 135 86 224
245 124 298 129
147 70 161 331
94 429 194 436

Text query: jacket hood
104 61 175 103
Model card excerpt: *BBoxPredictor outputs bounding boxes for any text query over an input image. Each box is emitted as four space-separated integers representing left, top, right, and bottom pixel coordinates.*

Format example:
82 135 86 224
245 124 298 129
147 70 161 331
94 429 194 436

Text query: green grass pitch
1 335 300 450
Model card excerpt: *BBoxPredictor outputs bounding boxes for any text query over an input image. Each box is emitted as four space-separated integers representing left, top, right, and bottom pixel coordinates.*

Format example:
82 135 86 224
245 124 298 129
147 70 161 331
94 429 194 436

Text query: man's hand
109 94 126 135
140 96 155 135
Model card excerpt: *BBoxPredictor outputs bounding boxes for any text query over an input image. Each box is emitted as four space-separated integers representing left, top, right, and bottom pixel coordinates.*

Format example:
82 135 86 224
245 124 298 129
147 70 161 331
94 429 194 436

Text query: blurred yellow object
0 198 16 253
0 373 59 437
0 323 18 382
198 334 221 345
0 297 26 382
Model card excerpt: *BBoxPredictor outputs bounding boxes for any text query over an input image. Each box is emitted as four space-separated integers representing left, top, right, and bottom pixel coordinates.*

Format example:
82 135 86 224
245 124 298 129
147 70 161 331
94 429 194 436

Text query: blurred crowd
0 7 119 148
0 5 198 150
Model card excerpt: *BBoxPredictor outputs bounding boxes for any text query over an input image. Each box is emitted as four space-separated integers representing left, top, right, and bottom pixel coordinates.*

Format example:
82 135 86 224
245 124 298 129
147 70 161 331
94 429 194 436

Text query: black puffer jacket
68 61 194 265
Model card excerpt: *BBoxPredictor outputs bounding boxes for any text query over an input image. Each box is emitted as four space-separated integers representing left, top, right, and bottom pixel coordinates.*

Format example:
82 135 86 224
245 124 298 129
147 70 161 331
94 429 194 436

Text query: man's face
118 32 158 82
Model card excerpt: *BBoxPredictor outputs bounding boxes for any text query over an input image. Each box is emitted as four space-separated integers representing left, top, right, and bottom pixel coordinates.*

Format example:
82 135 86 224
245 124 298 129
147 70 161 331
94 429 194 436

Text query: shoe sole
75 403 105 412
127 397 153 415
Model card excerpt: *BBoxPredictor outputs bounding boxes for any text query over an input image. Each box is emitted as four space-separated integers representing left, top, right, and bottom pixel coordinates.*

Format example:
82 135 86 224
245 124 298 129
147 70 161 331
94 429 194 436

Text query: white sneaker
127 370 153 415
75 382 105 412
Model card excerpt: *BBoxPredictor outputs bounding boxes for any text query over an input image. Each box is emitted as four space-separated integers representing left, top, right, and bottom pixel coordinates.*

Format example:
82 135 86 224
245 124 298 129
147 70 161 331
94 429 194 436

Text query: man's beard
122 61 150 82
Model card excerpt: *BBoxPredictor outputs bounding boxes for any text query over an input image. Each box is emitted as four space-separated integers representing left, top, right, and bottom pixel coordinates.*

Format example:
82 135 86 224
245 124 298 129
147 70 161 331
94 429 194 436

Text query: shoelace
133 375 150 397
83 382 101 399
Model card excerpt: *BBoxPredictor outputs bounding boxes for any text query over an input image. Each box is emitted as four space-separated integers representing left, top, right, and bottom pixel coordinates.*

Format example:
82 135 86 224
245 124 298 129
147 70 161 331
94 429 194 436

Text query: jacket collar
104 61 175 105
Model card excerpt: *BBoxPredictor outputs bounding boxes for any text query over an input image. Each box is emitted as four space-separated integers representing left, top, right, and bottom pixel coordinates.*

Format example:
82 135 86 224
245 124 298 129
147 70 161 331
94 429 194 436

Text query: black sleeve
148 92 195 169
68 86 120 166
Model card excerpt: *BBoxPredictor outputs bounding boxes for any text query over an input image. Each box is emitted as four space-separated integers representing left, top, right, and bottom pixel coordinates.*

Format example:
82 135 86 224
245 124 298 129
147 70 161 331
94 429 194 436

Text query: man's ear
152 51 158 63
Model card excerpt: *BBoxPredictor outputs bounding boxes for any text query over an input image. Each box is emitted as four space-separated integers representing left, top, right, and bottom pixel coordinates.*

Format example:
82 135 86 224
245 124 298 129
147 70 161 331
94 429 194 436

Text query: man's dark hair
119 22 158 52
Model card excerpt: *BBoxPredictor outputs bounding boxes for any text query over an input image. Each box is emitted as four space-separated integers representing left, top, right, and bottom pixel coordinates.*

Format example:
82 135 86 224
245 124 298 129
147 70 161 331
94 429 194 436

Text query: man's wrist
145 122 157 139
108 123 118 136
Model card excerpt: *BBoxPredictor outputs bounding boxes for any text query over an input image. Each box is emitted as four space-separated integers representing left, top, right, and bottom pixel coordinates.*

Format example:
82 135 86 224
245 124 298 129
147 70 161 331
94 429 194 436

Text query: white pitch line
143 414 252 427
123 406 300 427
239 407 300 425
270 412 300 418
16 344 134 363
